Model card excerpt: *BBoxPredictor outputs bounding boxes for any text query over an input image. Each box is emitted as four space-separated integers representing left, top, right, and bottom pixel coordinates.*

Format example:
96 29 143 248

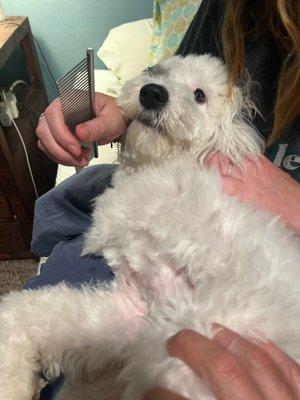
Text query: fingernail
76 124 89 140
68 144 81 157
166 329 195 356
80 157 89 166
250 337 267 347
211 323 225 338
212 324 233 348
166 333 184 357
166 335 176 353
76 123 84 131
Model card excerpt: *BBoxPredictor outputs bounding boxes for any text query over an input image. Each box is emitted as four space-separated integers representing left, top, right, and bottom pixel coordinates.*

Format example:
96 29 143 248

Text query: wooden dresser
0 17 57 259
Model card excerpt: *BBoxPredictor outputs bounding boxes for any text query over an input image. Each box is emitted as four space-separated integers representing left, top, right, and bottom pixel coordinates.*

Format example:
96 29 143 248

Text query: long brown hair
221 0 300 144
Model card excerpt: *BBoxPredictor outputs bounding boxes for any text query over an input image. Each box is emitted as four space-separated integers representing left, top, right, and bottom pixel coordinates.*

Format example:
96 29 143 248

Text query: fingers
207 153 245 197
167 329 263 400
260 341 300 397
76 116 106 143
75 93 127 144
147 329 299 400
208 153 253 198
37 117 89 166
37 94 126 165
43 99 82 157
213 326 296 400
207 153 243 180
222 178 243 197
143 387 190 400
166 328 299 400
38 140 89 167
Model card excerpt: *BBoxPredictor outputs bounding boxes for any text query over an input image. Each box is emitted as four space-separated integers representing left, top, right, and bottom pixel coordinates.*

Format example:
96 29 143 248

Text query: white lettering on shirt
273 143 289 166
282 154 300 171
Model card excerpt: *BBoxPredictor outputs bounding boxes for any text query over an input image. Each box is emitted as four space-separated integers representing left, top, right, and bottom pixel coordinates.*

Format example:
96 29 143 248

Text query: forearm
212 154 300 235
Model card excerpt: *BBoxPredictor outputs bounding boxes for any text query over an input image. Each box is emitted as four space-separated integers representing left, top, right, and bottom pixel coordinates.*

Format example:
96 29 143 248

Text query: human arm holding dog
144 327 300 400
209 154 300 234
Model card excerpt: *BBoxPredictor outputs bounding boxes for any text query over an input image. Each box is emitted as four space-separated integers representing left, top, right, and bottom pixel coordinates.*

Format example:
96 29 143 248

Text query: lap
24 235 114 290
32 164 115 257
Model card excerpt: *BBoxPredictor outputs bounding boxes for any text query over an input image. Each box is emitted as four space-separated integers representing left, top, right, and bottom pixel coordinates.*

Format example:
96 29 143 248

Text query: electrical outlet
5 91 19 118
0 102 13 127
0 90 19 127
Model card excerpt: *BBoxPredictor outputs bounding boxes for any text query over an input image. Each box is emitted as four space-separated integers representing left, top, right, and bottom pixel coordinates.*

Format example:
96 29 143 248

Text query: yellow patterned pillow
149 0 202 66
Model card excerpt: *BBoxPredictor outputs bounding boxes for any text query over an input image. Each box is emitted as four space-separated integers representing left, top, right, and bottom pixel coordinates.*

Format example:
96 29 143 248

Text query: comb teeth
57 49 98 158
57 59 90 131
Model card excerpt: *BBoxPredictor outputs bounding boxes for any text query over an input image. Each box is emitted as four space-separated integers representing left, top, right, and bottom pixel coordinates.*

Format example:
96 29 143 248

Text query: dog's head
118 54 264 168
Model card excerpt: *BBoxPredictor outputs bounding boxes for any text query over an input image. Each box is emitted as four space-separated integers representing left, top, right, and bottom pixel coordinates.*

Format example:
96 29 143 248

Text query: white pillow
97 19 153 84
94 70 122 97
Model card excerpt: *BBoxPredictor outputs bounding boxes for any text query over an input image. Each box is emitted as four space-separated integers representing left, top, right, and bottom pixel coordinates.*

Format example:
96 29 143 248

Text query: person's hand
209 154 300 234
143 326 300 400
36 93 127 167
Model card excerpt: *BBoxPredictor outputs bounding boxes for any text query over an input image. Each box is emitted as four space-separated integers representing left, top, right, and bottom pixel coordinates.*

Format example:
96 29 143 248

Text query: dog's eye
194 89 206 103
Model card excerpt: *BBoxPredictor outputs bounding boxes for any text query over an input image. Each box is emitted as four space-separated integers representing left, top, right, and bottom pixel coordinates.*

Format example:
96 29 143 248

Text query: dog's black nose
139 84 169 110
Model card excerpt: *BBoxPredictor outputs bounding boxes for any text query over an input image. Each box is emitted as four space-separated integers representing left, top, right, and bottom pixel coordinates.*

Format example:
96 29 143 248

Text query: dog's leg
54 362 123 400
0 279 147 400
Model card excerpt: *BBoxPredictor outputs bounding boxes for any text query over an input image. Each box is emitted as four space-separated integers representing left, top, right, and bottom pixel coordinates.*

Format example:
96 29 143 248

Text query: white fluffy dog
0 55 299 400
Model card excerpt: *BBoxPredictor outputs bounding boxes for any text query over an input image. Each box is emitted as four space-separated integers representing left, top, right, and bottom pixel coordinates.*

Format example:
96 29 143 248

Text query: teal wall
1 0 153 101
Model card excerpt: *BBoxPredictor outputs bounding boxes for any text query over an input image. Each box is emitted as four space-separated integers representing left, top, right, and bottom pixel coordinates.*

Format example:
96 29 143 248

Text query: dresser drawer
0 189 14 222
0 222 29 256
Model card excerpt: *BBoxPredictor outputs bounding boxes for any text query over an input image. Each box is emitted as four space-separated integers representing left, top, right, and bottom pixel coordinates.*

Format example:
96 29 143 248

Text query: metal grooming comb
57 48 98 158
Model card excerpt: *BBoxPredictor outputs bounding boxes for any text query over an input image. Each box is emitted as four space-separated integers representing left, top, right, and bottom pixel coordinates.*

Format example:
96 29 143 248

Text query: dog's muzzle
139 84 169 110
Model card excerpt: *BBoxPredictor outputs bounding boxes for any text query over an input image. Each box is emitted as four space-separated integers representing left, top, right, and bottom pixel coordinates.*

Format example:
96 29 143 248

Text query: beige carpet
0 259 38 296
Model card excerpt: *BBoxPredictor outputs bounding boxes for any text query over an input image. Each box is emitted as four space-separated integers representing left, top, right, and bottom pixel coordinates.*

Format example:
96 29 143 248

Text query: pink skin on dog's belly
114 275 149 342
147 264 193 299
117 257 192 321
107 252 192 342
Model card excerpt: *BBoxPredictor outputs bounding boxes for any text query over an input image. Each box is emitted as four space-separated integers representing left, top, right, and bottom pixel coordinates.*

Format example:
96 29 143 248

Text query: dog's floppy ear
214 86 265 166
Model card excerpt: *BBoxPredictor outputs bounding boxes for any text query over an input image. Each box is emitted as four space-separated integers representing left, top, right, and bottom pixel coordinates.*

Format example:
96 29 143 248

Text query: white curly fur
0 55 299 400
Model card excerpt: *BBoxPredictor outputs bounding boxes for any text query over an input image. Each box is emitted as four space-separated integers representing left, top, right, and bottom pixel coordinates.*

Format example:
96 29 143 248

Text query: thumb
75 116 105 142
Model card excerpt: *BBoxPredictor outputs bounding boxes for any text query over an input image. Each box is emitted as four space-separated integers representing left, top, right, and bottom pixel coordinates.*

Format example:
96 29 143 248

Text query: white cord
9 80 29 92
2 90 39 199
11 118 39 199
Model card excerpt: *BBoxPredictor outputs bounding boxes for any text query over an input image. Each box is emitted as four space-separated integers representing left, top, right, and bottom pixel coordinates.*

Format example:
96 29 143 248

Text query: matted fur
0 55 299 400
